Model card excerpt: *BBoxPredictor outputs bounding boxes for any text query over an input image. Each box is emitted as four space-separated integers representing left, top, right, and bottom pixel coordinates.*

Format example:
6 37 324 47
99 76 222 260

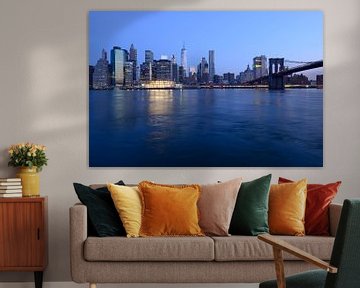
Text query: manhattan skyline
89 11 323 77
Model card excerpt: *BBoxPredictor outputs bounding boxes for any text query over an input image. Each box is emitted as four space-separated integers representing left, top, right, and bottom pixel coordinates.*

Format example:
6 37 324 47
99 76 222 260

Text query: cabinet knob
37 228 40 240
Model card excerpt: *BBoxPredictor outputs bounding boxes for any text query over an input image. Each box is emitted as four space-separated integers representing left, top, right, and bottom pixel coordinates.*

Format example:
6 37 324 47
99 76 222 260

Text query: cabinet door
0 202 44 268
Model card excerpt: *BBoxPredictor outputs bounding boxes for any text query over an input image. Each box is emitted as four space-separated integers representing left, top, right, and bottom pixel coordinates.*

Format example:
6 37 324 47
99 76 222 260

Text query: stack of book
0 178 22 197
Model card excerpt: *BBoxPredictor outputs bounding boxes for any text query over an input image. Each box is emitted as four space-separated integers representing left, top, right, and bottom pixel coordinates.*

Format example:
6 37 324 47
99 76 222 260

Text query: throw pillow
198 178 242 236
138 181 203 237
269 179 307 236
229 174 272 236
73 181 126 237
107 183 142 238
279 177 341 236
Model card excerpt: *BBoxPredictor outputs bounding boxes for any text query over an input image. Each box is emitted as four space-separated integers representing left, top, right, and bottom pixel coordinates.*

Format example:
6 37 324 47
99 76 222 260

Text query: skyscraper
140 50 154 83
181 44 188 77
129 44 137 82
111 46 128 86
145 50 154 63
178 66 185 83
208 50 215 83
154 59 172 81
253 55 268 79
124 61 134 87
93 49 111 89
197 57 209 83
140 62 153 82
171 55 178 83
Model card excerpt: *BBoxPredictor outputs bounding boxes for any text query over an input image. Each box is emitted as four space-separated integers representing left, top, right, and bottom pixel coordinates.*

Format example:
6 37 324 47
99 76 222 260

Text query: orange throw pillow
138 181 204 237
279 177 341 236
269 179 307 236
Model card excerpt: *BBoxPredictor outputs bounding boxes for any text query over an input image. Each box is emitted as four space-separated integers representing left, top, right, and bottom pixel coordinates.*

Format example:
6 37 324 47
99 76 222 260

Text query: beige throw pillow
198 178 242 236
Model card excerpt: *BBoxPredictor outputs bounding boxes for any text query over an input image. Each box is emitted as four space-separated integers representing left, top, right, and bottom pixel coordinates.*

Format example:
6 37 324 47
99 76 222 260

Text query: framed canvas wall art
89 11 323 167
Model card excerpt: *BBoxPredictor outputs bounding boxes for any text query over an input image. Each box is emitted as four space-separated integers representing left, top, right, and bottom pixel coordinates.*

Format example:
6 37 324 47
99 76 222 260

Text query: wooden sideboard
0 197 48 288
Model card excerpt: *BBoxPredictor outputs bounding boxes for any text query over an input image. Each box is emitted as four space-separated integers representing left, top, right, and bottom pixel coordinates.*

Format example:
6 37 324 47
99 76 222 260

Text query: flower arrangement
8 142 48 172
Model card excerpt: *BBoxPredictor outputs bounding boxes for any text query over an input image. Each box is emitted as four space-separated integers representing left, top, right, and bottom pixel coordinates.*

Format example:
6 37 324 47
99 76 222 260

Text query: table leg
34 271 43 288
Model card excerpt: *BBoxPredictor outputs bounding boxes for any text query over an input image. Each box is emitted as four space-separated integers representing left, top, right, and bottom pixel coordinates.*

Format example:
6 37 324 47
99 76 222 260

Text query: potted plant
8 143 48 197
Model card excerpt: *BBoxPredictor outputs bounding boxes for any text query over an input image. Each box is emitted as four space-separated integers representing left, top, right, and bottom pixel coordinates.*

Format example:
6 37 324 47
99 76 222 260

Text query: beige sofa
70 203 342 287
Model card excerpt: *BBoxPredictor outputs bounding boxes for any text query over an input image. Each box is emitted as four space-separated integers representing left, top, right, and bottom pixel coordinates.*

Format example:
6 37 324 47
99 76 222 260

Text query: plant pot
16 167 40 197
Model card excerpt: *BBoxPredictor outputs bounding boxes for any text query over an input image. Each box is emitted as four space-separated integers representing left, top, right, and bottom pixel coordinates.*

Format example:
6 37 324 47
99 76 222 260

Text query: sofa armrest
329 203 342 237
69 203 88 283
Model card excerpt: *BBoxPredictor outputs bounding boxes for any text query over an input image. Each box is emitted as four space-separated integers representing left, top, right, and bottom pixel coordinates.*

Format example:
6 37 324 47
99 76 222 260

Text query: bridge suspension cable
284 60 312 64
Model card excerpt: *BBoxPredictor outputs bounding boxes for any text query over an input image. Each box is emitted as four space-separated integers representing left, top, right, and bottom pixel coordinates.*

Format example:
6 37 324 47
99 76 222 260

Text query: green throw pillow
229 174 272 236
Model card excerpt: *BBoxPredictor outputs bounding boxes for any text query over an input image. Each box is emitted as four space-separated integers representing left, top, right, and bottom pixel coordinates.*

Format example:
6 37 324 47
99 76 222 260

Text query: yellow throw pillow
138 181 204 237
107 183 142 238
269 179 307 236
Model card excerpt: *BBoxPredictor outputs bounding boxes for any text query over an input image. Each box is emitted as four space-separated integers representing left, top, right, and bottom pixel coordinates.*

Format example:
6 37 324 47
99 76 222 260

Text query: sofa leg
89 283 96 288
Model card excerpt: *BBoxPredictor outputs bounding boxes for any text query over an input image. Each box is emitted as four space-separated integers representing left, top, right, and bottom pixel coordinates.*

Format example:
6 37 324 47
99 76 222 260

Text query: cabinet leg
34 271 43 288
89 284 97 288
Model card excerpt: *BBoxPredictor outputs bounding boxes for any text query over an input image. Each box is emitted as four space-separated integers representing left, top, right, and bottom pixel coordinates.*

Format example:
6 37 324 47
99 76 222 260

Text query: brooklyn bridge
244 58 323 90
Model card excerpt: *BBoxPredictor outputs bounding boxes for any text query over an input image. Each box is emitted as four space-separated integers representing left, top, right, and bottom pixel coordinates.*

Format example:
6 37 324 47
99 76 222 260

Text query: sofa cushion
229 174 271 236
139 181 203 237
84 236 214 261
107 184 142 238
212 236 334 261
198 178 242 236
279 177 341 236
73 181 126 237
269 179 307 236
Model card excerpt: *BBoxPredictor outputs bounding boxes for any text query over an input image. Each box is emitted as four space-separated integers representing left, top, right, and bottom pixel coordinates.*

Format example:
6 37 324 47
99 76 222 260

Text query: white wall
0 0 359 283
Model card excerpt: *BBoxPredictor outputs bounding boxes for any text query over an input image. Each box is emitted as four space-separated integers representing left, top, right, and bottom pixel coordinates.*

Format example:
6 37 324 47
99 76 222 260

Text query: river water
89 88 323 167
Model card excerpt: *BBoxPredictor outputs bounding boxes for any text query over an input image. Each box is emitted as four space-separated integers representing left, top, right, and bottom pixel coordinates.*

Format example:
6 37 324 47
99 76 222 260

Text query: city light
141 81 176 89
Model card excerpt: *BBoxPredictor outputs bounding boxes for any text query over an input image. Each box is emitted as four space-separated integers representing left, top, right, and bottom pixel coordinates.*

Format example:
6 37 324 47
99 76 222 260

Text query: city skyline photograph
89 11 323 167
89 10 323 78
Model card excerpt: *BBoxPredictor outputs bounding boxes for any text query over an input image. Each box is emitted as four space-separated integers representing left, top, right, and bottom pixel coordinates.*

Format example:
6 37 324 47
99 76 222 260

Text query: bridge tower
268 58 285 90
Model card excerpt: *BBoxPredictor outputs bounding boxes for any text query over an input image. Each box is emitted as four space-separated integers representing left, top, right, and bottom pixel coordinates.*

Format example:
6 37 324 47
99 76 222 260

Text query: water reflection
146 90 175 150
147 89 174 116
90 88 323 167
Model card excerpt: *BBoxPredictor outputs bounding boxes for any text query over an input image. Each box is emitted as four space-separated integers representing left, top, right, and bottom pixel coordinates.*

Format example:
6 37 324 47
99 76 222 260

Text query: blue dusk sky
89 11 323 78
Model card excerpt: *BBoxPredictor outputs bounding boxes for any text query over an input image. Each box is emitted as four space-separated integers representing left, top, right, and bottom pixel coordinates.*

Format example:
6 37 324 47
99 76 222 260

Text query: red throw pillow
278 177 341 236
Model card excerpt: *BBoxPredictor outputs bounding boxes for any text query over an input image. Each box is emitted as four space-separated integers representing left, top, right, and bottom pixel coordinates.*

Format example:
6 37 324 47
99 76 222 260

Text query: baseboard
0 282 259 288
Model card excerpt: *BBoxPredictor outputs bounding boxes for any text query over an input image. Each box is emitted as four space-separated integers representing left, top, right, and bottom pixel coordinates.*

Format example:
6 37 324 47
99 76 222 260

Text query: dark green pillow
229 174 272 236
73 181 126 237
